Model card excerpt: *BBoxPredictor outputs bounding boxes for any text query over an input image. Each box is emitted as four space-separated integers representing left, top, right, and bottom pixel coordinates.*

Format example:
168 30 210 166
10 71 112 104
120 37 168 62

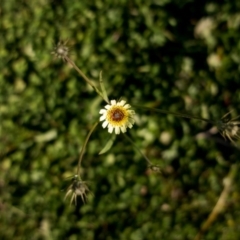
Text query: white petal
129 117 135 124
128 110 135 114
102 121 108 128
127 123 133 128
99 109 107 114
105 105 111 110
128 116 135 123
110 100 116 105
115 127 120 134
120 126 126 133
100 115 106 121
118 100 126 106
108 125 114 133
124 104 131 109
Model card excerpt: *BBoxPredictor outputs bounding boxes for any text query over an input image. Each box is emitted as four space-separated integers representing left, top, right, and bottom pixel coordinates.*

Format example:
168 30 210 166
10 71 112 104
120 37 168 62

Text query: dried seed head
64 175 90 205
217 112 240 144
51 40 70 61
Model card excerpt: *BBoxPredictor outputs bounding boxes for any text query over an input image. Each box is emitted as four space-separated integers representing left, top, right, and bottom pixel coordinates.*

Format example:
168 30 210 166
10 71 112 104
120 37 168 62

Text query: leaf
99 71 109 103
99 134 116 155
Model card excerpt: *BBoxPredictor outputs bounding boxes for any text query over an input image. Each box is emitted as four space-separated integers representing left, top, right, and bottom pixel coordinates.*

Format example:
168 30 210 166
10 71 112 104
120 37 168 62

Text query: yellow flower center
107 106 128 126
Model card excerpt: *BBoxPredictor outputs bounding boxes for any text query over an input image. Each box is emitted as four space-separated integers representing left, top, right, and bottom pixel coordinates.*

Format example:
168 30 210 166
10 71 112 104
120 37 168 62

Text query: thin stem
123 134 152 166
77 122 99 177
65 56 108 103
133 105 215 124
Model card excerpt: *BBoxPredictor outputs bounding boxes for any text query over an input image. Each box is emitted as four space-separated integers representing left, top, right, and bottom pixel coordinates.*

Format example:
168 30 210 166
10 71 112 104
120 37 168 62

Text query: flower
51 40 70 61
64 175 90 205
217 112 240 144
99 99 135 134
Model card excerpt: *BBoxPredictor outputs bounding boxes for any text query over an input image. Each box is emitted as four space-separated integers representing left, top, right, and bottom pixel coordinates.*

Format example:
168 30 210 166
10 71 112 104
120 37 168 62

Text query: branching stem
65 56 108 103
77 122 99 177
133 105 215 124
123 134 152 166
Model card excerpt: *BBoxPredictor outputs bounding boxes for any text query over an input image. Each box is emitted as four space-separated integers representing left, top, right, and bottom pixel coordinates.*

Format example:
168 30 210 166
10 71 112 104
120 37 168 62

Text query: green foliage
1 0 240 239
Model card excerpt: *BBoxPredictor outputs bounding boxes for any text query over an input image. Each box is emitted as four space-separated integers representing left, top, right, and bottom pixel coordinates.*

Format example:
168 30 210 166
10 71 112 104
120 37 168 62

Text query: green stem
133 105 215 124
123 134 152 166
77 122 99 177
65 56 108 103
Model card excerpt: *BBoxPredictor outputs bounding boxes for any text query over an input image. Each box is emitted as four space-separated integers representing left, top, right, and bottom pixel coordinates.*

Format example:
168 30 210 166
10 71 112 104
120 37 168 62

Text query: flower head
64 175 90 205
217 112 240 144
99 100 135 134
51 40 70 61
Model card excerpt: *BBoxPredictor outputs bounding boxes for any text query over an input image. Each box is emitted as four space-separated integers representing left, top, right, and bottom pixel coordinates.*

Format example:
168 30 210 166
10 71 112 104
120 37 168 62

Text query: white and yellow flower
99 100 135 134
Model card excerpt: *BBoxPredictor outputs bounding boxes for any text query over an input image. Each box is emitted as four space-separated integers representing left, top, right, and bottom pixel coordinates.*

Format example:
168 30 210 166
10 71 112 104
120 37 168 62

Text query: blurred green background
1 0 240 239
